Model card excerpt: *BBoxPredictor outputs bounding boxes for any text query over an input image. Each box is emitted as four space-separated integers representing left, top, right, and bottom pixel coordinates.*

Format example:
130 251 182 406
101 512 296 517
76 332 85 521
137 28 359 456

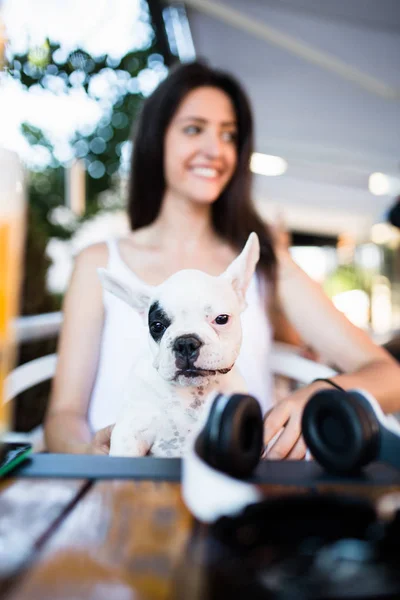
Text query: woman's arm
44 243 109 453
268 216 317 355
277 250 400 408
264 249 400 459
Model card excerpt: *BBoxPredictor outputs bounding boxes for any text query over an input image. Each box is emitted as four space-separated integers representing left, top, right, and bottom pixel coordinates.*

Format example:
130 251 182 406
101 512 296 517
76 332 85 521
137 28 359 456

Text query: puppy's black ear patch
148 301 172 343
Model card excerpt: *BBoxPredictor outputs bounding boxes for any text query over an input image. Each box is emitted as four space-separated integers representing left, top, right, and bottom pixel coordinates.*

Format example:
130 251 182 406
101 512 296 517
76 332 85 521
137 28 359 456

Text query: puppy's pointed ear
220 232 260 310
97 268 153 317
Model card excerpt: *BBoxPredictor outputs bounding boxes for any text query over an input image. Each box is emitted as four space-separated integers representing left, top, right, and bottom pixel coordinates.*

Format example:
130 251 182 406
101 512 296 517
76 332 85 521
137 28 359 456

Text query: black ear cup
302 389 381 474
200 393 263 478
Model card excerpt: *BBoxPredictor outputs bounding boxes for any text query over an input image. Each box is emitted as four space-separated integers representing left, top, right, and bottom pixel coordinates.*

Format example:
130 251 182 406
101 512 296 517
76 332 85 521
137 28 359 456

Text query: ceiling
183 0 400 240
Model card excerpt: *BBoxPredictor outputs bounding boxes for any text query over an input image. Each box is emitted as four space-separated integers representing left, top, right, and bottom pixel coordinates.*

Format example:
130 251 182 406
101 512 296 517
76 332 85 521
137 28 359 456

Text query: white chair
3 354 58 451
4 311 62 451
14 311 62 343
270 342 337 384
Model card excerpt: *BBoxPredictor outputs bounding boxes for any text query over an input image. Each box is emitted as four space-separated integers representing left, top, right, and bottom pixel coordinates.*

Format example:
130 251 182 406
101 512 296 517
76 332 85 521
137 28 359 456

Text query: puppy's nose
173 335 202 362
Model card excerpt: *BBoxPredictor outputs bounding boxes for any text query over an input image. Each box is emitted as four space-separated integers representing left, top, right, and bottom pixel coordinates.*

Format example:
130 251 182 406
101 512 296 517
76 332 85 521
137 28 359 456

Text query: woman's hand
263 382 325 460
87 424 115 455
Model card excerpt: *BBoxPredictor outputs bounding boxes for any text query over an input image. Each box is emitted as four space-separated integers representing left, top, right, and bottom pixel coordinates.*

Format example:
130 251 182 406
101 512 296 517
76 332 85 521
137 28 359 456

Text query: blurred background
1 0 400 433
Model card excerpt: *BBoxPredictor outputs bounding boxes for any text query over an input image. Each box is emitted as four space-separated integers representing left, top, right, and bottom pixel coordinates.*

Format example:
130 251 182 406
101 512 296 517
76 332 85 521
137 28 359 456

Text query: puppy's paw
109 430 149 457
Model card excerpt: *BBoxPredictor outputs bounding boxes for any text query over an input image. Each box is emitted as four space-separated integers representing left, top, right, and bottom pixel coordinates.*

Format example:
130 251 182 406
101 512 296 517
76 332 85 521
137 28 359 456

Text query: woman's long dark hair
128 61 276 284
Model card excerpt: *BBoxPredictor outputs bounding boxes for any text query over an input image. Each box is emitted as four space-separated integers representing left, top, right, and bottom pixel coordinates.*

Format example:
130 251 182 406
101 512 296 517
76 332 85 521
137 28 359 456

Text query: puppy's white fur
98 232 260 457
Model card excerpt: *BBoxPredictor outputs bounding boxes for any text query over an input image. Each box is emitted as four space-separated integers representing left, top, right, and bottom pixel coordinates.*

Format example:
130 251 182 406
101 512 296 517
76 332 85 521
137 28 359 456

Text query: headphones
182 389 400 522
195 392 263 478
302 387 400 475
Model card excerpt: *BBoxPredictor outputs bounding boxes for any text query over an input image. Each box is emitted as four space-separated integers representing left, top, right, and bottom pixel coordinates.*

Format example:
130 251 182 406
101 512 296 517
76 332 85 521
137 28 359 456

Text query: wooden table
1 455 400 600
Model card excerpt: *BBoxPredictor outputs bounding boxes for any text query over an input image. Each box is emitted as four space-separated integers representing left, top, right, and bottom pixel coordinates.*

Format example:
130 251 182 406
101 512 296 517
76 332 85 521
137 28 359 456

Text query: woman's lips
189 166 222 180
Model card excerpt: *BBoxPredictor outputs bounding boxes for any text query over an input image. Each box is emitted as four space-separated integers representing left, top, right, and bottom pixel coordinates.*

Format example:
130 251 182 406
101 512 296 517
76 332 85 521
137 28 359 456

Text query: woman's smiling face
163 86 238 206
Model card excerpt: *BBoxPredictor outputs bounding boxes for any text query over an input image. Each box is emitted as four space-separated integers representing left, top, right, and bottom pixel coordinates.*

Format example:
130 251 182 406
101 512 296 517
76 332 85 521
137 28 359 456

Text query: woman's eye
221 130 237 143
150 322 165 335
215 314 230 325
184 125 201 135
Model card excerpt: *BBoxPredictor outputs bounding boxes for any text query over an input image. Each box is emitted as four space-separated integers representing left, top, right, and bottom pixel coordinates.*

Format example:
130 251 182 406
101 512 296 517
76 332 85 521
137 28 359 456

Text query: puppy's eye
150 322 165 335
214 314 229 325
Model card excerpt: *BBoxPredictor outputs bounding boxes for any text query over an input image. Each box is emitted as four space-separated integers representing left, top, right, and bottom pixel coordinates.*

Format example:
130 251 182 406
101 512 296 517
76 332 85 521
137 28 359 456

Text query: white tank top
88 239 274 431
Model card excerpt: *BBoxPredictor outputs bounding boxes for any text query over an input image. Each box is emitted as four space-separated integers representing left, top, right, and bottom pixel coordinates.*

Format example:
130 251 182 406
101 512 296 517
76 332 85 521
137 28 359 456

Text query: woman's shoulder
74 236 148 279
74 241 110 270
64 243 112 307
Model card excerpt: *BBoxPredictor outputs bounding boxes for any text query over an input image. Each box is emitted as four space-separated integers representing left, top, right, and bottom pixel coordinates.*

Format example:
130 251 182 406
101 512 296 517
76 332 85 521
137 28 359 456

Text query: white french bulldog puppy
97 232 260 457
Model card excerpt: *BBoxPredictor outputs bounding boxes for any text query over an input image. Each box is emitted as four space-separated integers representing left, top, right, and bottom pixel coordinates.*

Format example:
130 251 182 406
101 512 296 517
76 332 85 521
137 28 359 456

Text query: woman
44 61 400 458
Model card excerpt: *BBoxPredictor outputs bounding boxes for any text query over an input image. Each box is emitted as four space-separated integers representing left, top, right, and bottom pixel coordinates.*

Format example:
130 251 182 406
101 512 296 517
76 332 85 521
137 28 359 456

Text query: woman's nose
202 132 223 158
